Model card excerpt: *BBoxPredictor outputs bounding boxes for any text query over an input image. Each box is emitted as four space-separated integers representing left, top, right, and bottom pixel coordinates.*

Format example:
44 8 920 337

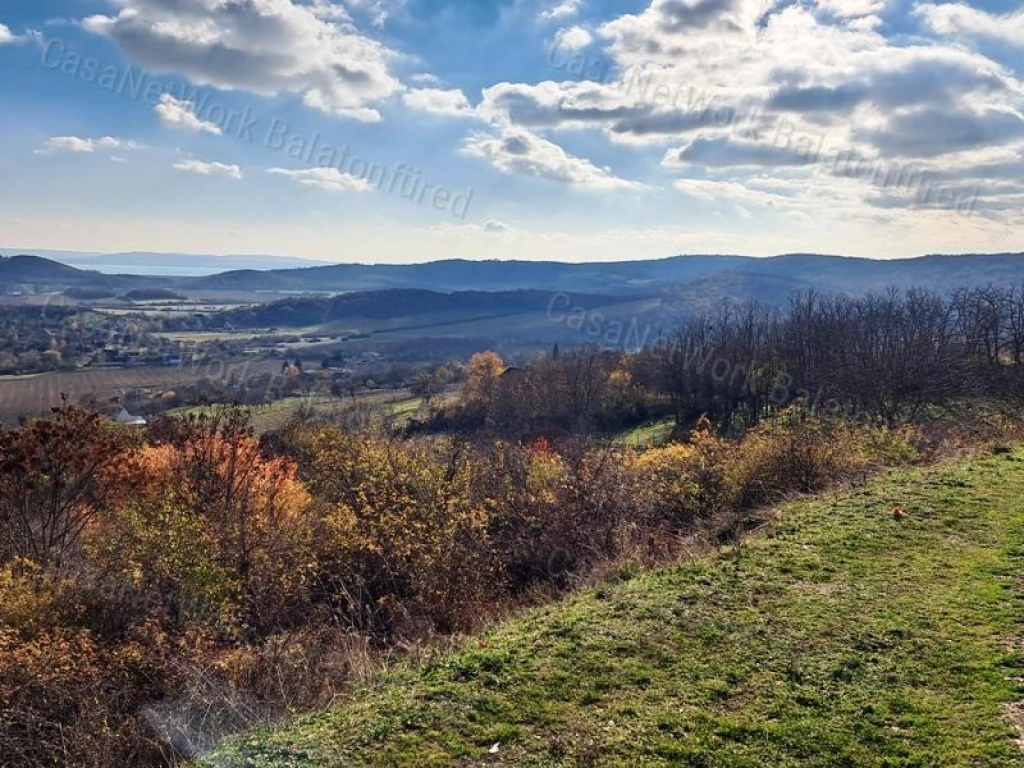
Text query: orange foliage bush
94 414 313 636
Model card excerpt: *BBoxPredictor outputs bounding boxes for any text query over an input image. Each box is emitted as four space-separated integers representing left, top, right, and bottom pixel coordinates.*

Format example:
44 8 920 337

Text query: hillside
0 254 100 285
204 451 1024 767
0 254 170 292
4 253 1024 305
211 289 643 329
186 253 1024 297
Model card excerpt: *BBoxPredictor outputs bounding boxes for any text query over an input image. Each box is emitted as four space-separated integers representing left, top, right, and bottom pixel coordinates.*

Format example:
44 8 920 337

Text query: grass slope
205 452 1024 767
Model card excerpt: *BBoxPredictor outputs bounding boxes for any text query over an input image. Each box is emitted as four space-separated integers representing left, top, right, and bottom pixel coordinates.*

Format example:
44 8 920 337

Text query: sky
0 0 1022 264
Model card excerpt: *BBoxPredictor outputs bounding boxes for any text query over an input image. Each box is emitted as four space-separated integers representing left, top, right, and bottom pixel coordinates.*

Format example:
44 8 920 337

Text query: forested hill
210 289 630 329
4 253 1024 303
184 253 1024 295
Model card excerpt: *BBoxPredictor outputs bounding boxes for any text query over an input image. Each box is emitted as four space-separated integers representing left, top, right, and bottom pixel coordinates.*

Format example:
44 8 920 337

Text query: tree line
423 287 1024 438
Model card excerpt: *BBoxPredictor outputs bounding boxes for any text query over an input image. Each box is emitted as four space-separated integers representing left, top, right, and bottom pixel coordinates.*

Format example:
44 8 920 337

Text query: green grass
203 452 1024 767
166 392 424 433
611 418 677 448
166 397 335 433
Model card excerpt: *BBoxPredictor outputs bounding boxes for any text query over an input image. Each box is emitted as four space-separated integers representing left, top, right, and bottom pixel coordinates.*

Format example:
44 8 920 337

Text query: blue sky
0 0 1022 263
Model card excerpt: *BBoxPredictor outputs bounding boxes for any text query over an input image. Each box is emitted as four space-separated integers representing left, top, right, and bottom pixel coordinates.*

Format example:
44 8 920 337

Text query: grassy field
168 392 426 433
611 417 677 448
203 451 1024 767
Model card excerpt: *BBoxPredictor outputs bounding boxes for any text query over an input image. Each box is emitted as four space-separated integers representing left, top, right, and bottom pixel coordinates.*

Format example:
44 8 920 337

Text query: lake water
77 264 226 276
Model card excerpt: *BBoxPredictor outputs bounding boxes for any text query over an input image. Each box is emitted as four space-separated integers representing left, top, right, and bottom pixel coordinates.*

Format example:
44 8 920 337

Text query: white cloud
268 167 372 192
402 88 473 117
462 127 643 191
664 137 817 168
39 137 95 154
674 178 786 206
816 0 887 19
155 94 223 135
83 0 401 120
554 25 593 50
409 72 443 86
173 159 243 180
0 23 23 45
915 4 1024 47
540 0 583 22
36 136 139 155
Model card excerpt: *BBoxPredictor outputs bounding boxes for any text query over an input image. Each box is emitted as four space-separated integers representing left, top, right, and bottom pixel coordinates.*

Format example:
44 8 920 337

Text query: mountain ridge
3 252 1024 302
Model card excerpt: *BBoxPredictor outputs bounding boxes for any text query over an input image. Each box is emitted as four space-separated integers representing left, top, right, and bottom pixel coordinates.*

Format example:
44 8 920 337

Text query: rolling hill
4 253 1024 309
0 254 171 293
184 253 1024 297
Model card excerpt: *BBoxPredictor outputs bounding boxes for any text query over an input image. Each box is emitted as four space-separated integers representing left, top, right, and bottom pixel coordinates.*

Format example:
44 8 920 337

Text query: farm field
169 392 426 433
0 359 282 423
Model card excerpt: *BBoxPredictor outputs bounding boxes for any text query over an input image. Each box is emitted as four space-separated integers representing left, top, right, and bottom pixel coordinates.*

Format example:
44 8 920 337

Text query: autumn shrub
92 414 314 638
475 439 645 592
721 408 866 511
625 418 738 527
857 424 921 466
307 428 494 636
0 562 170 767
0 406 137 570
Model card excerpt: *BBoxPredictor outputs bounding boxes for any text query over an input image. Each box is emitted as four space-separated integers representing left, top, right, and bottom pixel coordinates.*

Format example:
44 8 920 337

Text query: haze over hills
0 249 334 275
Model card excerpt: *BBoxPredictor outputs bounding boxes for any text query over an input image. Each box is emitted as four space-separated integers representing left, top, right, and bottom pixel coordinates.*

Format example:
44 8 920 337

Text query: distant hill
0 254 173 294
212 289 634 329
186 253 1024 297
0 254 96 284
4 252 1024 307
0 249 333 275
185 256 754 294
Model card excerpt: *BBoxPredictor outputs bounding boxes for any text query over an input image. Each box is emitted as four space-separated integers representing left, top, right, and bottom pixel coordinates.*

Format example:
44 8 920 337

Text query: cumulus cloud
173 159 243 179
268 167 372 192
666 137 816 167
539 0 583 22
467 0 1024 224
554 25 593 50
36 136 139 154
462 128 642 190
856 106 1024 158
915 3 1024 47
815 0 886 19
673 178 796 209
155 94 223 135
479 80 653 129
83 0 401 121
0 23 23 45
765 55 1009 115
409 72 443 86
402 88 473 117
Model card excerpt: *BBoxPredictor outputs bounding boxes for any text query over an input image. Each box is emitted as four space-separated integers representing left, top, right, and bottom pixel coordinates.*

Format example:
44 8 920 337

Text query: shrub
308 429 494 636
725 408 867 511
94 415 313 637
0 564 168 767
480 440 642 592
0 406 136 570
